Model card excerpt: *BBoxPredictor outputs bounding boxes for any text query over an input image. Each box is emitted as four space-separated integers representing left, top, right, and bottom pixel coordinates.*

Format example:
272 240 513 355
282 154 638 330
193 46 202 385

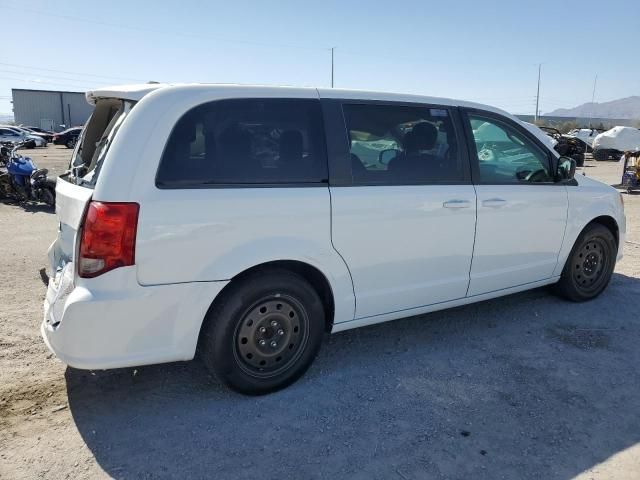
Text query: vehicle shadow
66 273 640 479
0 197 55 213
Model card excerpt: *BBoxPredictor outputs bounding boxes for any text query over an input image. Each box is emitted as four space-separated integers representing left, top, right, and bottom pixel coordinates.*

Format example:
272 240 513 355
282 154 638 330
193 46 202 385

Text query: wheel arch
198 260 337 347
554 214 620 277
588 215 619 247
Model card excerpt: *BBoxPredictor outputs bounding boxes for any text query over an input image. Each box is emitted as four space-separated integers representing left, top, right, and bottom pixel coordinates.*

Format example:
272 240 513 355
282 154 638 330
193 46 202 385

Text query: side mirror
379 148 400 166
557 156 576 180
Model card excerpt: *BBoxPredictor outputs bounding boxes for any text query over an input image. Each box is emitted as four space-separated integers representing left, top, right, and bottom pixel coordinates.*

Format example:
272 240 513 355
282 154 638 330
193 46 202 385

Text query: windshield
66 99 133 188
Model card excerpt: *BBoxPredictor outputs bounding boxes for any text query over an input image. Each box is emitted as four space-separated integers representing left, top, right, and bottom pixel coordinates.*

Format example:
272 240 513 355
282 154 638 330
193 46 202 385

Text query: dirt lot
1 146 639 479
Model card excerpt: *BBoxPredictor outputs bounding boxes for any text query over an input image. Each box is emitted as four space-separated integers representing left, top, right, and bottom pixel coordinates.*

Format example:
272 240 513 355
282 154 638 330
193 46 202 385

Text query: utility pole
534 63 541 122
588 74 598 128
331 47 335 88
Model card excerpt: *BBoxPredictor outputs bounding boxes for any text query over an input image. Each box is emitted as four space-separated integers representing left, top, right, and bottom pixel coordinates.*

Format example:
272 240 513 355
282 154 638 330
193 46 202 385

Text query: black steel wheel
234 296 309 378
553 223 616 301
199 268 325 395
570 238 609 295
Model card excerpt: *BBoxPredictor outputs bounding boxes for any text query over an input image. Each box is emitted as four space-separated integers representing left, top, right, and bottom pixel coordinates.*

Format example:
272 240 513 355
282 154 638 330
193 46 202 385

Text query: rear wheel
593 149 607 161
199 269 325 395
553 224 616 301
40 179 56 207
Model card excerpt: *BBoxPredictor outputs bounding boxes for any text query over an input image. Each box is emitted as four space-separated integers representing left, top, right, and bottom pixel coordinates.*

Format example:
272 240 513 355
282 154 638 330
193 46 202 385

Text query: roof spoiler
85 82 166 105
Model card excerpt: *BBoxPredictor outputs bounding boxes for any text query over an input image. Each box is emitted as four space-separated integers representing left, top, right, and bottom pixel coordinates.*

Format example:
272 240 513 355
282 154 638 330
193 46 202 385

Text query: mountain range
546 96 640 119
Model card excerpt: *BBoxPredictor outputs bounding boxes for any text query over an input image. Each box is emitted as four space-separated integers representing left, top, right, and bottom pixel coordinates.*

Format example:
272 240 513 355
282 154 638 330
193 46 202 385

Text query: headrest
404 122 438 152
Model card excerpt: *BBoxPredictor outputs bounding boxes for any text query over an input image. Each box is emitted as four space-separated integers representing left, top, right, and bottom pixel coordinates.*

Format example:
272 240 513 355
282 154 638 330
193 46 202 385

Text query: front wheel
199 269 325 395
553 224 616 301
65 138 76 149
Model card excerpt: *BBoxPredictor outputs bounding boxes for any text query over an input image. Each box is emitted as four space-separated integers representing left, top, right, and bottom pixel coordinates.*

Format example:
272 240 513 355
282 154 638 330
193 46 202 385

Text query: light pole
588 74 598 128
331 47 335 88
534 63 541 122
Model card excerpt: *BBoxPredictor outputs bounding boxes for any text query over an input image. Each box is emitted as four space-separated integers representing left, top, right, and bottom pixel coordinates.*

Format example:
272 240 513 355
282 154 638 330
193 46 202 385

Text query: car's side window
342 103 464 185
466 113 554 184
156 98 328 187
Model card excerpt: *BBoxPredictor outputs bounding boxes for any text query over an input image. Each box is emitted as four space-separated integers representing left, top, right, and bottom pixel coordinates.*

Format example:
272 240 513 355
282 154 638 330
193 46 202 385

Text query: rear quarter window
156 98 328 187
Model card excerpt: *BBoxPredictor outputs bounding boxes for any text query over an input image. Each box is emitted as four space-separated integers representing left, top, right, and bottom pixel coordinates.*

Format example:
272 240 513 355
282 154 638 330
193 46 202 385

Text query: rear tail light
78 201 140 278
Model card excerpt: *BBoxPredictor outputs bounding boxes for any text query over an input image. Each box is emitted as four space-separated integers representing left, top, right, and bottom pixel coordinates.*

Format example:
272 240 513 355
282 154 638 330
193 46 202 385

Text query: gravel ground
1 146 639 480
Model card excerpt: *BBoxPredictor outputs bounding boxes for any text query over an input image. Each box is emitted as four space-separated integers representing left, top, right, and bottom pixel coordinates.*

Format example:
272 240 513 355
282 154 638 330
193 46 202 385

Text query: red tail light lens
78 201 140 278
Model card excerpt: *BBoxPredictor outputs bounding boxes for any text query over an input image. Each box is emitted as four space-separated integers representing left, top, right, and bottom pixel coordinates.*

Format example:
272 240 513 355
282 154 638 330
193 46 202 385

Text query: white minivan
43 84 625 394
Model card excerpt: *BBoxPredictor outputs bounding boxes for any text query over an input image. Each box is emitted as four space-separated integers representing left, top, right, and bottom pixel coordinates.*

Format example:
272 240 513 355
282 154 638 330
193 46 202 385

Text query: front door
462 110 568 296
329 102 477 319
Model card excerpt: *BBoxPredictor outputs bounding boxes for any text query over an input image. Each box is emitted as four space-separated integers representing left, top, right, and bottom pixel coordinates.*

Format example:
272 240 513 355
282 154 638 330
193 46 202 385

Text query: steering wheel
524 168 549 182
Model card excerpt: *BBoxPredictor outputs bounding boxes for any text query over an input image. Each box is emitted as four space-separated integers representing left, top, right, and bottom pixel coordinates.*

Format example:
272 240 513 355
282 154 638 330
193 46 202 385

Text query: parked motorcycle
0 141 56 207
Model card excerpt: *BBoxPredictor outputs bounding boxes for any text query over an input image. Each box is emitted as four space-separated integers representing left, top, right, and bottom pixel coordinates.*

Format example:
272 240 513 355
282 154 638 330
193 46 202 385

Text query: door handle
443 199 471 209
482 198 507 208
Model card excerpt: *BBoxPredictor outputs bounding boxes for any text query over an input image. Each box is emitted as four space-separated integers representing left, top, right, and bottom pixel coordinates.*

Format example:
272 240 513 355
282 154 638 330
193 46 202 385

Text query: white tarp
592 126 640 152
567 128 599 145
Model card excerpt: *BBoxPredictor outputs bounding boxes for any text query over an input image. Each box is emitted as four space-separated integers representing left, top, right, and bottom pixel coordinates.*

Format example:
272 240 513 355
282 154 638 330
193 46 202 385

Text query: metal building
11 88 94 132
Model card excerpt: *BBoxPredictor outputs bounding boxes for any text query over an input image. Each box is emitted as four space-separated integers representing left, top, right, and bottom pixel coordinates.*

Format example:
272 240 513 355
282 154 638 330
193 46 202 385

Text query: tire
65 138 76 149
593 149 607 161
40 179 56 207
199 268 325 395
553 223 616 302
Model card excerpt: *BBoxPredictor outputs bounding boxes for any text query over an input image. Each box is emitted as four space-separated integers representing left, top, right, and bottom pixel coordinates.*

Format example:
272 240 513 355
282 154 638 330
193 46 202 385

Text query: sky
1 0 639 117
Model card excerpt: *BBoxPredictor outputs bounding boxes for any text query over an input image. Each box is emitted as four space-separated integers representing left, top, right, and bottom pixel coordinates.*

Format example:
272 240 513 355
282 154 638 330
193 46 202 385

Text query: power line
0 74 94 90
1 3 328 52
0 68 125 86
0 61 146 83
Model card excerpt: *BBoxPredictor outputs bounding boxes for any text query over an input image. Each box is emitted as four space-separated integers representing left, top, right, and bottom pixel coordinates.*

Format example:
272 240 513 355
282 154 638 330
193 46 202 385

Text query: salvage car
539 126 586 167
52 127 83 148
21 126 54 143
566 128 605 153
0 126 41 148
42 84 626 394
592 126 640 161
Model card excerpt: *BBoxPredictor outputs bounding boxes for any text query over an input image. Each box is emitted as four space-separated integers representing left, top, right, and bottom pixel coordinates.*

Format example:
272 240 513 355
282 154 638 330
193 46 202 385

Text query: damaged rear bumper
41 265 228 370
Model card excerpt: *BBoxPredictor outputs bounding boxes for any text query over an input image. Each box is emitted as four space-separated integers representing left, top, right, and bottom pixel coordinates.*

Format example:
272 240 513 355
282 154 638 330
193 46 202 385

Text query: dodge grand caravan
42 84 625 394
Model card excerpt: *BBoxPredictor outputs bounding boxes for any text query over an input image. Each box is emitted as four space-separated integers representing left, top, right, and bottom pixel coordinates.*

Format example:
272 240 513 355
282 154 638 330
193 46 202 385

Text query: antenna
534 64 541 122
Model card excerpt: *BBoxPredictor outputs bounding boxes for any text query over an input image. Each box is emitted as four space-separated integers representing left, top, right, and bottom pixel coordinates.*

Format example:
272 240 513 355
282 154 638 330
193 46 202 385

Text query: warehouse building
11 88 94 132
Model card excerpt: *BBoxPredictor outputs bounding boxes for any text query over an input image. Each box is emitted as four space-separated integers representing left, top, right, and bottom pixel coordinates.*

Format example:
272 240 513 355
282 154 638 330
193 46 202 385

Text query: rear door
325 100 477 319
49 99 129 275
461 109 568 296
